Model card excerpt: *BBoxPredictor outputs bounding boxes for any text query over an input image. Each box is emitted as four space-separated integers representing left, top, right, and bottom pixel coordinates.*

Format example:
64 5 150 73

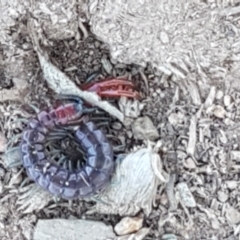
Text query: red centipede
20 97 114 199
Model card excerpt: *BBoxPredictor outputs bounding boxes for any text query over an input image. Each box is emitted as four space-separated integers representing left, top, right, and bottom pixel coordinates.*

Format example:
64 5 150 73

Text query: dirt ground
1 1 240 240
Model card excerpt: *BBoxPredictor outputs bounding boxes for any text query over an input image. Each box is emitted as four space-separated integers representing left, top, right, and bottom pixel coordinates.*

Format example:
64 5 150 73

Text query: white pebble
215 90 223 99
183 157 196 169
114 216 143 236
224 95 231 107
214 105 226 118
217 190 228 203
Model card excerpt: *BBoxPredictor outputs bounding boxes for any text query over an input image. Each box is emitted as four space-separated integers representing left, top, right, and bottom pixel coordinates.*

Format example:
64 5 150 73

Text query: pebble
114 216 143 236
230 151 240 161
215 90 224 99
224 95 231 107
132 116 159 141
213 105 226 118
217 190 229 202
183 157 196 169
226 206 240 224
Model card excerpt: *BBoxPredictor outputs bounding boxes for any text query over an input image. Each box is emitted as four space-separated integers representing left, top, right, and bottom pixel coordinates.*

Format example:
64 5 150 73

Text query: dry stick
27 18 124 123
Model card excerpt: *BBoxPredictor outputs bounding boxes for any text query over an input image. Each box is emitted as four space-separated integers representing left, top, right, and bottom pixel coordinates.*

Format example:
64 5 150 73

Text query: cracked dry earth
1 20 240 240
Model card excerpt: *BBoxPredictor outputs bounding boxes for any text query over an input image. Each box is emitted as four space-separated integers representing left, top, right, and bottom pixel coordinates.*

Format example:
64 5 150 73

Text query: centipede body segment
20 100 114 199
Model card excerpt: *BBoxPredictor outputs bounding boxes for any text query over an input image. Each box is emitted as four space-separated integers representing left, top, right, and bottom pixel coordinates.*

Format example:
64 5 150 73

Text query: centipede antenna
85 71 101 83
82 107 98 114
56 94 83 104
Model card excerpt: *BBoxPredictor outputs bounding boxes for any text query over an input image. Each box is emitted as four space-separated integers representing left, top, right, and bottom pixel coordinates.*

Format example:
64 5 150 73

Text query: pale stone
213 105 226 118
226 207 240 225
132 116 159 141
114 216 143 236
224 95 231 107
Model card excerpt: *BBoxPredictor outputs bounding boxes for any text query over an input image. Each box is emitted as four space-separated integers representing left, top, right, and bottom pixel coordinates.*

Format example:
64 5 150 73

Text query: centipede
20 96 114 199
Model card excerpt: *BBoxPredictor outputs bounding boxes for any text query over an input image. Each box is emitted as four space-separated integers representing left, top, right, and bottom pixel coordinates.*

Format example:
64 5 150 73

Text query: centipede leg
56 156 67 165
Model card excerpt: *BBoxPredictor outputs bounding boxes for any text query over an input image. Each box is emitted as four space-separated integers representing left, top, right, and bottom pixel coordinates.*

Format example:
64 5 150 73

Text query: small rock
132 116 159 141
114 216 143 236
34 219 116 240
183 157 196 169
211 217 220 230
177 182 196 207
217 190 229 203
168 113 179 126
226 206 240 224
215 90 224 99
225 181 238 190
213 105 226 118
230 151 240 161
224 95 231 107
